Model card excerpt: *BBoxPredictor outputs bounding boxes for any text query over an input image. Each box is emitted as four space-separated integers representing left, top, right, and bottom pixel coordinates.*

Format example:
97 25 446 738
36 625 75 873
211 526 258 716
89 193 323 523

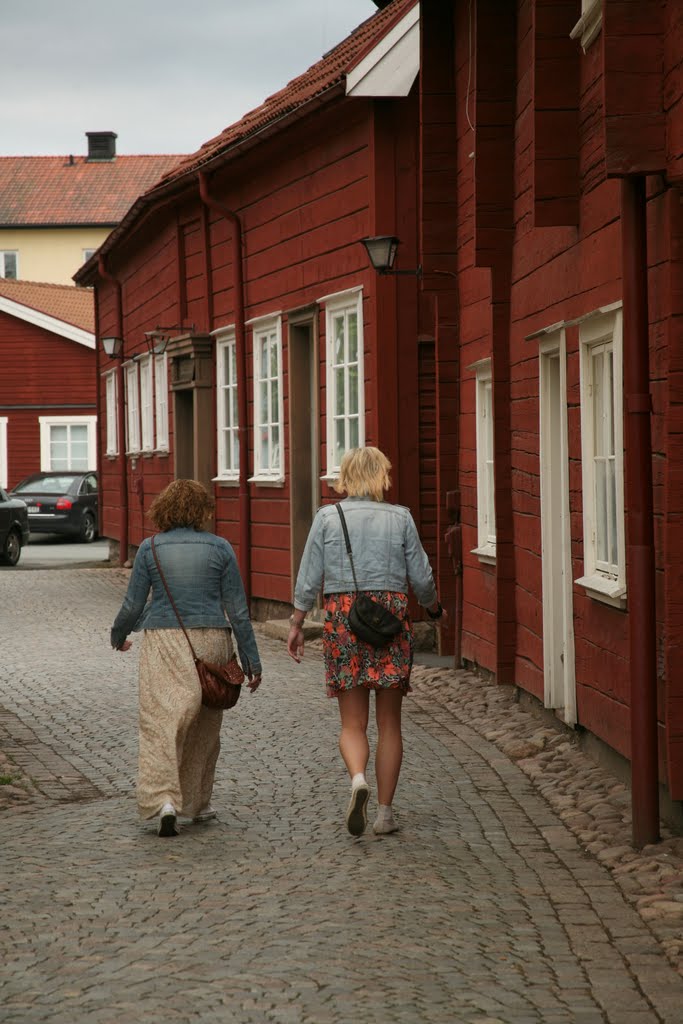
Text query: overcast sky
2 0 378 157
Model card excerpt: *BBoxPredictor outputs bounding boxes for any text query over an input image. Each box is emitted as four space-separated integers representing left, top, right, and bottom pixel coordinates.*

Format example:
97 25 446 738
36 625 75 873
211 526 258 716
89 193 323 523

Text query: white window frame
575 306 626 607
0 417 7 488
124 360 141 455
249 315 284 484
82 248 97 263
214 327 239 483
570 0 602 52
318 287 365 478
139 354 154 453
38 416 97 471
154 354 169 453
472 358 496 563
0 251 18 279
104 370 118 457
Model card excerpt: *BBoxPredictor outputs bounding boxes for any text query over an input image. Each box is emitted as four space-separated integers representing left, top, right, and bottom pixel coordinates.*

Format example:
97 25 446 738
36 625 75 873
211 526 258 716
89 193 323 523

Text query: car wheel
79 512 97 543
1 528 22 566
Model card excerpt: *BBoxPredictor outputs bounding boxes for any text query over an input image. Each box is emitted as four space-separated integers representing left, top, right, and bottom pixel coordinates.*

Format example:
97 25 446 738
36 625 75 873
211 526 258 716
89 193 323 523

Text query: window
215 329 239 481
570 0 602 52
473 359 496 562
139 355 154 452
251 317 284 482
576 307 626 606
154 354 169 452
0 251 18 279
105 370 118 456
38 416 96 471
319 288 364 476
83 248 97 263
124 361 140 454
0 417 7 488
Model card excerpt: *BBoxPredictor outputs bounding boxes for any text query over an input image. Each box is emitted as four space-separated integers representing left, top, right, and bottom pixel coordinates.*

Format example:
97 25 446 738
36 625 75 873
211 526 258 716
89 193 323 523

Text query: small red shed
0 279 96 489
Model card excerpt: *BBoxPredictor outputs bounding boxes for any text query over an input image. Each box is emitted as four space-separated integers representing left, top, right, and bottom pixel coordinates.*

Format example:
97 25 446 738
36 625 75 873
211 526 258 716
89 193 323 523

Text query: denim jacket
294 498 437 611
110 528 262 675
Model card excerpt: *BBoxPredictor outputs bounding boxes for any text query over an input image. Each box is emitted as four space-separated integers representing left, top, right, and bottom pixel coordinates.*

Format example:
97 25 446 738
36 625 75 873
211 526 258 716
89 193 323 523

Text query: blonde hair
148 479 214 531
334 446 392 502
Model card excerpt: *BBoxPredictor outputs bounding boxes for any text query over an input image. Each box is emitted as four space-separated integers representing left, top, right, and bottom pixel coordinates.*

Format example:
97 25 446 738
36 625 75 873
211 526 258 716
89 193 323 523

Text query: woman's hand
116 640 133 652
287 624 305 663
247 673 262 693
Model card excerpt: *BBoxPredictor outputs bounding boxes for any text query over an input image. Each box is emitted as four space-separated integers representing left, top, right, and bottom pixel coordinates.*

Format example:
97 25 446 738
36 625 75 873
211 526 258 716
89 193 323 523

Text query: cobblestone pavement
1 569 683 1024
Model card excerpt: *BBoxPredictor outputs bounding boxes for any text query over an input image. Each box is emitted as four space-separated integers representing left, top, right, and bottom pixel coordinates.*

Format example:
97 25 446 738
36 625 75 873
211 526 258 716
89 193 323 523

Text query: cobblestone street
1 568 683 1024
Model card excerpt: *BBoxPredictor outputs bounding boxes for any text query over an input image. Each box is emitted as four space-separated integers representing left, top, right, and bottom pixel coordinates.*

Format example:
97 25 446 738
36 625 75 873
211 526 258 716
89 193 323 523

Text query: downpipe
98 256 129 567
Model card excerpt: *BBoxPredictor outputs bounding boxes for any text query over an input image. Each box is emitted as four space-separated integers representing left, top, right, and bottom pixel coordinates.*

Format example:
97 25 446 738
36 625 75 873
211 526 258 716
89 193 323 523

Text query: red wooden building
0 279 95 489
79 0 683 828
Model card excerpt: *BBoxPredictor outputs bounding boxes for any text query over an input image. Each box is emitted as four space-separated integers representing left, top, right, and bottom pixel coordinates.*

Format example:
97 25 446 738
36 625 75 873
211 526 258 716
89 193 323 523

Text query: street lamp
143 323 195 355
101 336 123 358
360 236 422 277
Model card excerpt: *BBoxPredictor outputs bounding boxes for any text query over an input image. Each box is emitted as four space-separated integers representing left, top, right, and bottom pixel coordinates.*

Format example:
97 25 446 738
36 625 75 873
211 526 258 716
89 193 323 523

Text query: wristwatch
427 602 443 620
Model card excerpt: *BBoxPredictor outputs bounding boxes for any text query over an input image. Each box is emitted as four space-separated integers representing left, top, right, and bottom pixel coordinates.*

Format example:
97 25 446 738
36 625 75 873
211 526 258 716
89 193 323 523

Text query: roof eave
75 80 347 285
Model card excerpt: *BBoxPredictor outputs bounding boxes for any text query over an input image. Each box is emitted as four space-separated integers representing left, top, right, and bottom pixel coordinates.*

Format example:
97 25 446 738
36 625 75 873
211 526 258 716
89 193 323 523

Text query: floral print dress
322 591 413 698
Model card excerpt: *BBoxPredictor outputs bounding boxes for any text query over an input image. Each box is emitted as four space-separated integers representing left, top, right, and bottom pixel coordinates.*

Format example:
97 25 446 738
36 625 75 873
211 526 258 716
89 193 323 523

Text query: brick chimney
86 131 117 162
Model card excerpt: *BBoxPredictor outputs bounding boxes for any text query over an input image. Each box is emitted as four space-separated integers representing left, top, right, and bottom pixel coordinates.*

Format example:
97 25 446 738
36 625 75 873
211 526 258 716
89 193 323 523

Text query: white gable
0 295 94 349
346 3 419 98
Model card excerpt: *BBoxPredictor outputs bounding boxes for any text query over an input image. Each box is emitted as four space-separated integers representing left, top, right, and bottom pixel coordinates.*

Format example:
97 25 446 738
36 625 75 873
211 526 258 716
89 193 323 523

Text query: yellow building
0 133 181 285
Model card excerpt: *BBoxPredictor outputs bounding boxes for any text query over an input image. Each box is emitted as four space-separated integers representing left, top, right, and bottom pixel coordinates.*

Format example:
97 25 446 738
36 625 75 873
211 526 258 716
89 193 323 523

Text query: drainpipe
621 176 659 848
92 284 104 539
198 170 251 602
98 256 129 567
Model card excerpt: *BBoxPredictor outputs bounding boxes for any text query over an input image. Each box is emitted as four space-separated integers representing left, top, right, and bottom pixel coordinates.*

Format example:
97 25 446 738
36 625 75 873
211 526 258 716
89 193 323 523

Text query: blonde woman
111 479 262 837
288 447 443 837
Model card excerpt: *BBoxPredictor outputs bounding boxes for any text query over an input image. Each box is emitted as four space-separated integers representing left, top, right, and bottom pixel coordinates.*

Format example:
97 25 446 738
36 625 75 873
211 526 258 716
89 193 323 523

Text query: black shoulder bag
335 503 403 648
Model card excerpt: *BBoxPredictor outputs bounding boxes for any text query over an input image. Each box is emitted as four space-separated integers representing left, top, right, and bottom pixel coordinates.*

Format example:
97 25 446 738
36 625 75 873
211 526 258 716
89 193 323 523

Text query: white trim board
0 295 94 349
346 2 420 98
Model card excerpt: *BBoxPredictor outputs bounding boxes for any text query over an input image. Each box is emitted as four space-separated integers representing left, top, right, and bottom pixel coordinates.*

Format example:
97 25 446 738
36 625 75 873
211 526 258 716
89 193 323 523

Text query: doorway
539 333 577 725
288 312 320 591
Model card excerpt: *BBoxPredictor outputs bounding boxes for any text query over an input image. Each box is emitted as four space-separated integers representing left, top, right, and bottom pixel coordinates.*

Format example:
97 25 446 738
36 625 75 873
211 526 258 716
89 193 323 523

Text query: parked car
10 471 98 543
0 487 30 565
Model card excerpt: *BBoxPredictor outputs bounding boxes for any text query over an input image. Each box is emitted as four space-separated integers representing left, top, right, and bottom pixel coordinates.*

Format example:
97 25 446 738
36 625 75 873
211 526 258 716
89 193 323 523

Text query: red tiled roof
0 154 183 226
0 279 94 333
159 0 417 185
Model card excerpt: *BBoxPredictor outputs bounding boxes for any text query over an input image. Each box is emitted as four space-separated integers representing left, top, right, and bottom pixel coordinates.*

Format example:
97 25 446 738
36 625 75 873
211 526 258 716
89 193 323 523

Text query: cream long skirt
137 627 232 820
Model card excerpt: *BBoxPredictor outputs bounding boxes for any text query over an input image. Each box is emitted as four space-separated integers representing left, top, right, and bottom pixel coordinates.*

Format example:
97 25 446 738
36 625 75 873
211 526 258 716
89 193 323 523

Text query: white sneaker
193 804 218 823
346 780 369 837
158 802 178 837
373 811 399 835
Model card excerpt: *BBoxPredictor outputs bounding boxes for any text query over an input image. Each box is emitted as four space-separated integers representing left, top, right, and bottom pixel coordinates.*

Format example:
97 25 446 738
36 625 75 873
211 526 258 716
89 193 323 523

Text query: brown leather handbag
151 536 244 710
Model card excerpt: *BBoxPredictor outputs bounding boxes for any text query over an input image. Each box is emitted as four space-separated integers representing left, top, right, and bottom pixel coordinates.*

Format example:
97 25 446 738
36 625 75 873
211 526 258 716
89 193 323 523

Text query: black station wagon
0 487 30 565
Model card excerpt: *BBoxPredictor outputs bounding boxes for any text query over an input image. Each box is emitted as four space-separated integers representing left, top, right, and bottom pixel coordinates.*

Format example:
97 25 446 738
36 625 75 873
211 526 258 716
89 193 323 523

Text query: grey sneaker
373 811 399 835
193 805 218 823
158 802 178 837
346 781 369 837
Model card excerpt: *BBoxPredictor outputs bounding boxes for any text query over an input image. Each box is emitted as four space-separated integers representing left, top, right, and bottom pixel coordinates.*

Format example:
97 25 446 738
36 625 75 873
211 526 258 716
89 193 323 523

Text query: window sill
471 543 496 566
248 475 285 488
154 448 170 457
320 473 340 484
213 476 239 487
575 573 626 609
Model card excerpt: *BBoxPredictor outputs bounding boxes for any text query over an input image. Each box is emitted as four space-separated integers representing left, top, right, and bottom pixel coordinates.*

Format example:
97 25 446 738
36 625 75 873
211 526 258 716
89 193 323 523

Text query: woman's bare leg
375 689 404 805
337 686 370 778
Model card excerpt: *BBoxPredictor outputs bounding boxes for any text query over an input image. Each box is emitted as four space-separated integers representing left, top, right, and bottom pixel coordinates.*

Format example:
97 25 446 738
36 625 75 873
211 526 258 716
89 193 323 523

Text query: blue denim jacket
294 498 437 611
110 528 262 675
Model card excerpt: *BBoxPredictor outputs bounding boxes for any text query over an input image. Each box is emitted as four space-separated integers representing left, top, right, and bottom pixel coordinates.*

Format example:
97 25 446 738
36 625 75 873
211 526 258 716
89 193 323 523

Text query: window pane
260 428 269 470
335 368 345 416
232 431 240 470
595 459 607 563
347 313 358 363
260 338 268 379
349 416 359 449
334 316 345 364
271 425 280 470
593 351 604 455
270 336 278 379
260 381 268 425
3 252 17 279
608 459 617 567
271 378 279 423
348 364 358 415
335 417 345 467
607 349 615 456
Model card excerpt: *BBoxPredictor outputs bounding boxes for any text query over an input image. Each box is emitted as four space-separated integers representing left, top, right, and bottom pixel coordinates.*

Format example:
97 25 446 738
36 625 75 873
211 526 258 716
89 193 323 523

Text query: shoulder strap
151 536 199 663
336 503 359 594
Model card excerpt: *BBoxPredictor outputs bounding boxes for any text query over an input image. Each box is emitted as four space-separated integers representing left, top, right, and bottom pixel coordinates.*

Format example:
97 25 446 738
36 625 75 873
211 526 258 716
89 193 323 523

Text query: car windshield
15 476 79 494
